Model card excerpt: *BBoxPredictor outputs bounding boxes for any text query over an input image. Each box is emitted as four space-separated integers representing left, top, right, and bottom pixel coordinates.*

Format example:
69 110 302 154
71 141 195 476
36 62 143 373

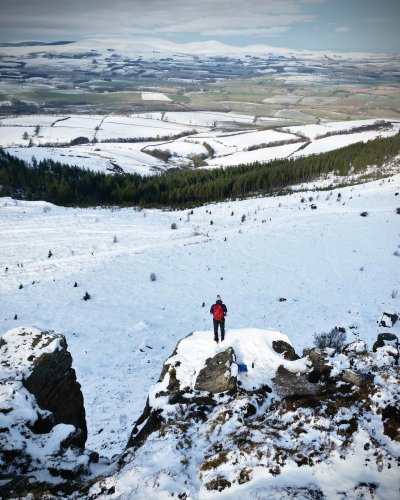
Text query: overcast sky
0 0 398 53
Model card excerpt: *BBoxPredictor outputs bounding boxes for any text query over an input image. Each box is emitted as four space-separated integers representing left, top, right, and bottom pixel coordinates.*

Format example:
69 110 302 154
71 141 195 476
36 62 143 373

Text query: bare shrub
150 272 157 282
313 327 346 353
171 223 178 230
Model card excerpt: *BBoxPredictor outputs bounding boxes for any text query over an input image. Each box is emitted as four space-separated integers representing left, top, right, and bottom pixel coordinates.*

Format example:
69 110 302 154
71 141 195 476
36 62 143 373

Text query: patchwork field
2 113 399 175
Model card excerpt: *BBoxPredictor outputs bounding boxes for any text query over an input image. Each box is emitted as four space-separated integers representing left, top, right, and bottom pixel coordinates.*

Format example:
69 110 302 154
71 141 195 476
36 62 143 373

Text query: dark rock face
126 398 164 450
378 312 398 328
272 340 299 360
194 347 237 393
23 337 87 448
372 332 399 351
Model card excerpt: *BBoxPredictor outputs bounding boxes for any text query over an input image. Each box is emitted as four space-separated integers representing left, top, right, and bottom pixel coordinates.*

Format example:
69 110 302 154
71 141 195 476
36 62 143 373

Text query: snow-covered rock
0 327 90 496
88 330 400 499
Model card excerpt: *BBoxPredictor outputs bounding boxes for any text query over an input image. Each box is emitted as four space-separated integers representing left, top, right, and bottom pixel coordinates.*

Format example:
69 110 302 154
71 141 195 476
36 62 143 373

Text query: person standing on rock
210 295 227 343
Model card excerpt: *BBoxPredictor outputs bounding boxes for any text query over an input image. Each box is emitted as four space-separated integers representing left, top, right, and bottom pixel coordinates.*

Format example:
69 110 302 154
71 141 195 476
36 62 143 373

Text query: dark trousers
213 319 225 341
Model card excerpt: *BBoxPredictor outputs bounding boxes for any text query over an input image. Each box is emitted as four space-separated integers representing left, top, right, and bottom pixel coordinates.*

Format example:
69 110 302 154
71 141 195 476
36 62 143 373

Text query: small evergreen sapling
83 291 91 301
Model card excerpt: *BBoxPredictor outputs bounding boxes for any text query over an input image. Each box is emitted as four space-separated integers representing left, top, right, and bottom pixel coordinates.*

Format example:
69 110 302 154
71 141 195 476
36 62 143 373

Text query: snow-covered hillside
1 173 399 461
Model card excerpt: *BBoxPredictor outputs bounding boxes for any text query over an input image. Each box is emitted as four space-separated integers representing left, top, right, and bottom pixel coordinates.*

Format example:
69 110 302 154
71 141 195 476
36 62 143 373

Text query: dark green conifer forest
0 133 399 208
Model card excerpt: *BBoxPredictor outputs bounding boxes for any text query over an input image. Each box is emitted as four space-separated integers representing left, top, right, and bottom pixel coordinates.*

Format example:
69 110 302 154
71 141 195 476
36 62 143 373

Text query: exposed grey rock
194 347 237 393
272 340 299 360
273 365 323 397
342 369 374 387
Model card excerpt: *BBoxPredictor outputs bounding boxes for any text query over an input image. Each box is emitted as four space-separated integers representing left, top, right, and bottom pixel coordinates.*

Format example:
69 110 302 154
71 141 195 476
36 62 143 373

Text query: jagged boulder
0 327 89 496
23 338 87 447
195 347 237 393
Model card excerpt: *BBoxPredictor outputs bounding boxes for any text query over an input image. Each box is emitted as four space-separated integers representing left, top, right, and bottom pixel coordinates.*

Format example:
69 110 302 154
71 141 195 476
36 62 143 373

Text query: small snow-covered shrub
150 272 157 282
314 327 346 352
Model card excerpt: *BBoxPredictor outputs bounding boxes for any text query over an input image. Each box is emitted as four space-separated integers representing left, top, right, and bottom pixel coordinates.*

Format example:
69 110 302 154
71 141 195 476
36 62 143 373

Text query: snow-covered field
6 143 167 175
141 92 171 101
2 114 399 174
1 174 399 460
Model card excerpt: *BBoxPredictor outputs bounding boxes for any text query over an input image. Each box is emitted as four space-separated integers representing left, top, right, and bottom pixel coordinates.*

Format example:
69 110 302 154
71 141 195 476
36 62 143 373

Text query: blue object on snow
238 363 248 372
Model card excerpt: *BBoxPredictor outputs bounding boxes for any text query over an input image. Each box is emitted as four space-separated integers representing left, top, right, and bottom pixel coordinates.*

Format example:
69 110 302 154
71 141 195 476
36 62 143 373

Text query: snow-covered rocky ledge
0 327 93 496
90 328 400 499
1 326 399 498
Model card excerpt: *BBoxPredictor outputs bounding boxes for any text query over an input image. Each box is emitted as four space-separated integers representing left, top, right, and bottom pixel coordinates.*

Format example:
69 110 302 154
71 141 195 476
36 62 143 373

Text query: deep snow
1 173 399 459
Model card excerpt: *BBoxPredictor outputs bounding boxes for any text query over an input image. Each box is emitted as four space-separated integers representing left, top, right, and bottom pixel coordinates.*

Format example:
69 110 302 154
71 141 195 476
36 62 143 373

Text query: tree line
0 132 399 208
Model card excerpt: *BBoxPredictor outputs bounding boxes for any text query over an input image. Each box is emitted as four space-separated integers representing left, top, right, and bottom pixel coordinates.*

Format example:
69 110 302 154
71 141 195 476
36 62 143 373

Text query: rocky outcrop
23 338 87 447
0 327 90 498
272 339 299 360
194 347 237 393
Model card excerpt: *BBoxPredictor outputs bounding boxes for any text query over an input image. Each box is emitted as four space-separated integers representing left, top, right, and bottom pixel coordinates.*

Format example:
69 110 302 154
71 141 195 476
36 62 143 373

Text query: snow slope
1 174 399 460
